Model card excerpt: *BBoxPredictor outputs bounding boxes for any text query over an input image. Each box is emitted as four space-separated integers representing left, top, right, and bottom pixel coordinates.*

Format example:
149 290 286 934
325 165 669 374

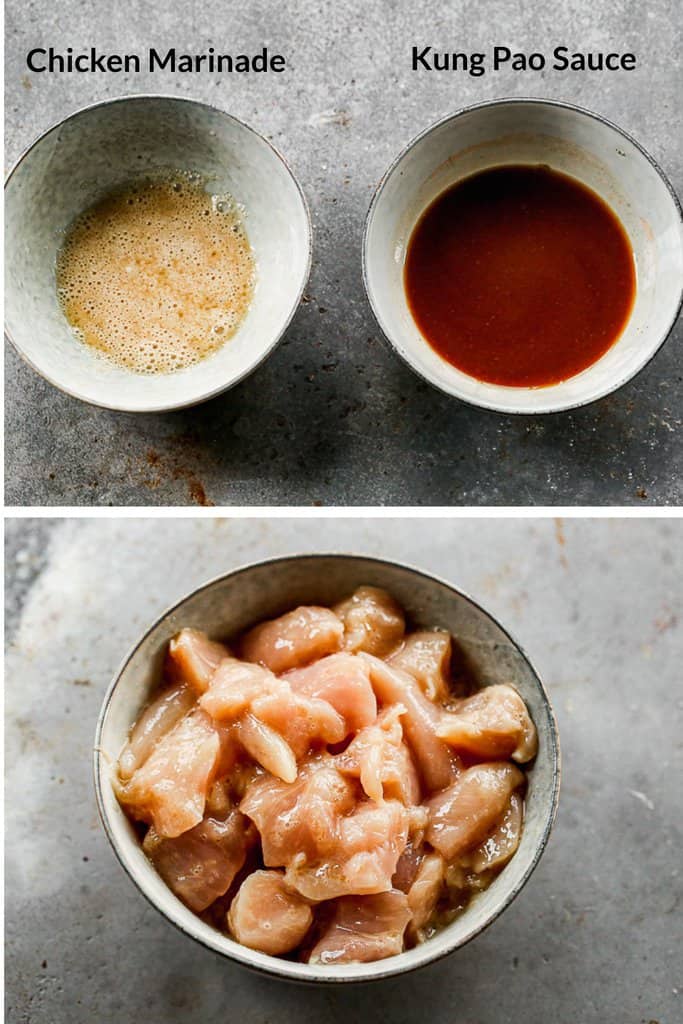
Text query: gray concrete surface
5 516 682 1022
5 0 682 507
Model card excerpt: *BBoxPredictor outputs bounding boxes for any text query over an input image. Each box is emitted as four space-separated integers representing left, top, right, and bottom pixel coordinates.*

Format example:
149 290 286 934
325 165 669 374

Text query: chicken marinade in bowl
94 556 560 983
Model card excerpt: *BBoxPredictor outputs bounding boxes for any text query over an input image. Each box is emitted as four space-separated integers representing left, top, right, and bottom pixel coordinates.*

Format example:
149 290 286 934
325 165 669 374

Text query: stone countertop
4 0 683 507
5 516 682 1022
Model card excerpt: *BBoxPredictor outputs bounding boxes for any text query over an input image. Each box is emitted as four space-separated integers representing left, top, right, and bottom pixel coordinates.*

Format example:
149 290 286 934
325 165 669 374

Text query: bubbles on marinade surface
56 171 255 375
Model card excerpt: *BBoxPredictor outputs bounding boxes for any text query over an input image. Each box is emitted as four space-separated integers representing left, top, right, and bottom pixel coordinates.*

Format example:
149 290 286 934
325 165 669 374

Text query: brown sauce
404 164 636 387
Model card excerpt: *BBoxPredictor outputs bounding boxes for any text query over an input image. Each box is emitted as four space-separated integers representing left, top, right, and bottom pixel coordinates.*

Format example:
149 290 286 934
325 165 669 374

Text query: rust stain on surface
554 518 568 569
182 474 214 507
133 441 215 506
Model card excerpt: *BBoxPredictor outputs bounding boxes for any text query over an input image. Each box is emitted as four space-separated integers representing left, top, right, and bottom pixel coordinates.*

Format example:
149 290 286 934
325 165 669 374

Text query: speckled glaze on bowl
94 554 560 984
363 98 683 414
5 95 312 412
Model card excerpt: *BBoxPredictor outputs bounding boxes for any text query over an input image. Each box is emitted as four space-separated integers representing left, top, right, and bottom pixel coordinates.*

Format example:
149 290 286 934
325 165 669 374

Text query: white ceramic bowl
94 554 560 984
5 95 312 412
363 98 683 414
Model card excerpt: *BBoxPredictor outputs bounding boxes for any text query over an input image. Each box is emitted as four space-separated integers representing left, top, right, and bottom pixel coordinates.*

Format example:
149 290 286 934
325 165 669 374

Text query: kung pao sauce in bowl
363 99 683 414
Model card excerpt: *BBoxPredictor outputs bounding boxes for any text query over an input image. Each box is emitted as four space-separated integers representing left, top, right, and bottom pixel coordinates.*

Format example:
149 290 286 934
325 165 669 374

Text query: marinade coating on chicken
205 777 234 818
167 628 231 694
406 851 445 938
143 808 253 912
237 713 298 783
118 710 222 837
336 705 420 805
285 798 410 901
118 681 195 781
199 658 279 720
115 585 537 966
240 758 357 867
250 687 346 758
466 791 523 873
308 890 412 964
241 605 344 672
360 654 459 792
228 870 314 955
334 586 406 657
238 754 410 901
200 658 346 761
286 653 377 734
426 763 525 860
437 684 538 763
392 836 427 893
389 631 453 703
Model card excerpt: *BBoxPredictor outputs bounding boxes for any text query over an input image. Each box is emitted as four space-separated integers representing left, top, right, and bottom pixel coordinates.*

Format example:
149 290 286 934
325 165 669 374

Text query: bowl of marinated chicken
94 554 560 982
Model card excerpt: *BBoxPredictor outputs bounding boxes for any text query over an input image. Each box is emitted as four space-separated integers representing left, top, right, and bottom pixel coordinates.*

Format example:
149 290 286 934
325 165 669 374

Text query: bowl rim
93 551 561 984
4 92 313 414
362 95 683 416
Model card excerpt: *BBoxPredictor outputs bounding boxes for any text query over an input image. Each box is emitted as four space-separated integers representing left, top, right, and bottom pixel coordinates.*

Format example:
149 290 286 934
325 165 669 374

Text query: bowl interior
5 96 311 411
364 101 683 413
95 555 560 983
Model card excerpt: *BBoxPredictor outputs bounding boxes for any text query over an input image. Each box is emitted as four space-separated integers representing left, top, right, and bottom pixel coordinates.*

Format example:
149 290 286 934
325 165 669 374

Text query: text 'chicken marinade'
115 587 538 964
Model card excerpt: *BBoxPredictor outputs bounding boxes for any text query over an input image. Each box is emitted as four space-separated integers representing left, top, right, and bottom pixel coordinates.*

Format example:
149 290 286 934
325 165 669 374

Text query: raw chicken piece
334 586 405 657
199 658 278 721
426 762 524 860
287 653 377 734
118 710 221 837
241 757 409 902
240 758 357 867
360 654 458 793
142 809 252 912
406 852 444 936
251 688 346 758
389 631 452 703
437 684 538 763
201 657 346 758
286 799 410 901
309 890 411 964
337 800 409 882
383 743 421 807
241 606 344 672
467 791 523 873
336 706 420 805
167 628 230 694
228 870 313 955
238 713 298 783
118 681 195 781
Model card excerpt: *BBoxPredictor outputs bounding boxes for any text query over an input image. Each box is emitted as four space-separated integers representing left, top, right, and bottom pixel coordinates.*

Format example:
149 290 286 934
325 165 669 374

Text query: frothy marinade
56 173 255 374
404 165 636 387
